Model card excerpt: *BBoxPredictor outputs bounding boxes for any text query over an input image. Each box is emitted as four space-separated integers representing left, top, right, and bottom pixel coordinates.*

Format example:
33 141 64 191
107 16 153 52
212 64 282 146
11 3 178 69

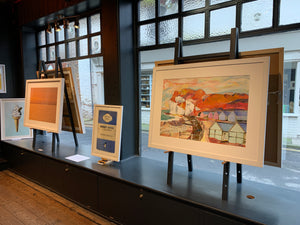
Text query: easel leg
167 151 174 185
187 154 193 172
222 162 230 201
237 163 242 183
32 129 37 148
55 133 60 144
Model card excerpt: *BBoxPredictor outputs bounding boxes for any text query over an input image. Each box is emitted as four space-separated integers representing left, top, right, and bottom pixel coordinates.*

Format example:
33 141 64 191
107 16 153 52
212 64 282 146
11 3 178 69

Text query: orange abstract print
29 87 58 123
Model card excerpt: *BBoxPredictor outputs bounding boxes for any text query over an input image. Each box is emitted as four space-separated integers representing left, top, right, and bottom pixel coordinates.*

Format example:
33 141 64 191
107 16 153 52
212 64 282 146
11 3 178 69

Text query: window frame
36 9 103 64
136 0 300 51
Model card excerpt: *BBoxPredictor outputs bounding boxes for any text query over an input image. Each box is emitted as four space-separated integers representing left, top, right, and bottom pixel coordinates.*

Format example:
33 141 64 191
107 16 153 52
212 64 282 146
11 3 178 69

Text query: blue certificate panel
96 139 115 153
98 110 117 125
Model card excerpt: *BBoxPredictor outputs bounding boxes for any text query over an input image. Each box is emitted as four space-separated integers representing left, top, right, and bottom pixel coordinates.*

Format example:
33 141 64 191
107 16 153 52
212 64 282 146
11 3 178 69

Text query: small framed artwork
24 78 65 133
149 57 270 167
0 64 7 93
36 68 85 134
0 98 32 140
91 105 123 162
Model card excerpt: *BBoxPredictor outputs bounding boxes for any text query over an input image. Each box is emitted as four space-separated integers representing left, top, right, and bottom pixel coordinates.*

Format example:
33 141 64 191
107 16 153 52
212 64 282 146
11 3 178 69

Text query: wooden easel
166 28 242 201
32 57 78 152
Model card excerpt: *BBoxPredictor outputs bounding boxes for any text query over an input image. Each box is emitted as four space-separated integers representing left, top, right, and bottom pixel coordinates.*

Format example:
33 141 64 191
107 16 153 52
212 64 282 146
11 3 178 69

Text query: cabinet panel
98 176 248 225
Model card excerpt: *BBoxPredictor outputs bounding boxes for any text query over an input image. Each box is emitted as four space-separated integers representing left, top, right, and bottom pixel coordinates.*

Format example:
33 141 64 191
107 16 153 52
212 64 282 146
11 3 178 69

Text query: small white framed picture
91 105 123 162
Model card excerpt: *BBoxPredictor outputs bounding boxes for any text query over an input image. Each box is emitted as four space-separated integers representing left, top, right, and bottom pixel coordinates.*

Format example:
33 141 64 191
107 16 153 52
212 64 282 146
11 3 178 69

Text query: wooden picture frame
24 78 65 133
0 64 7 93
0 98 32 140
154 48 283 167
91 105 123 162
149 57 270 167
37 68 85 134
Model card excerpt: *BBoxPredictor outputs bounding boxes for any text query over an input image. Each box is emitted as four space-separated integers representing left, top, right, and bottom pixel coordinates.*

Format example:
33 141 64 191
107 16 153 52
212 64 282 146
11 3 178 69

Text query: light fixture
46 15 79 32
74 19 79 29
54 21 62 32
63 19 69 29
46 24 52 33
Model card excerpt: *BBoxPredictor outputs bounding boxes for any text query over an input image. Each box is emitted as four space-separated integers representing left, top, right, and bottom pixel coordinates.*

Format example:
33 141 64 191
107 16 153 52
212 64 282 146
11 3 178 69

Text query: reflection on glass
280 0 300 25
283 62 297 113
139 0 155 21
91 36 101 54
67 22 75 39
48 46 56 61
183 14 205 40
79 39 88 56
40 48 46 61
47 28 55 44
140 23 156 46
210 0 230 5
38 31 46 46
159 19 178 44
58 44 65 59
79 18 88 36
91 13 101 33
183 0 205 11
68 41 76 58
210 6 236 37
159 0 178 16
241 0 272 32
57 27 65 42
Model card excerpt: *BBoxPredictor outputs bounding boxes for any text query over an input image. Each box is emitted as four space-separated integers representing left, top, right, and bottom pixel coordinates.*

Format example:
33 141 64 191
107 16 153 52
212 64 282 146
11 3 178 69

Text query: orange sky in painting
30 88 58 105
29 87 58 123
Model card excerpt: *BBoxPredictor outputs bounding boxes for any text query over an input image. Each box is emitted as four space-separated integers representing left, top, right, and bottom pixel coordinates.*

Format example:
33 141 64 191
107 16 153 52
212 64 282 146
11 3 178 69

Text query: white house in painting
228 123 247 145
185 99 195 116
209 122 234 142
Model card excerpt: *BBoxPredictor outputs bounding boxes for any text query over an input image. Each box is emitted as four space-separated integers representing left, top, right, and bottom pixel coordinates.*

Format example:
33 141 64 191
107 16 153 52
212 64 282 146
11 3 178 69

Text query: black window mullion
178 0 183 39
273 0 279 30
87 15 91 55
155 0 159 45
236 1 241 32
205 0 210 39
64 25 67 59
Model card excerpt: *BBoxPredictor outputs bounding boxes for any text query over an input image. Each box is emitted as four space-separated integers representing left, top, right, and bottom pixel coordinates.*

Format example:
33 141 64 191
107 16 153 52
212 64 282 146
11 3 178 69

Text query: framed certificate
91 105 123 161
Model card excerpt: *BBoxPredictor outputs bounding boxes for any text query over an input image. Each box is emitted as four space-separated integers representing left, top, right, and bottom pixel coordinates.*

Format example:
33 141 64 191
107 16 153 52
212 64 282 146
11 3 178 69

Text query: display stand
166 28 242 200
32 58 78 151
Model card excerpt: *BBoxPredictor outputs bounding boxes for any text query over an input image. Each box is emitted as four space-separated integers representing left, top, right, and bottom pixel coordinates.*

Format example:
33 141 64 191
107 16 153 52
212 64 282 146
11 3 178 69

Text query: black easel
32 58 78 151
167 28 242 200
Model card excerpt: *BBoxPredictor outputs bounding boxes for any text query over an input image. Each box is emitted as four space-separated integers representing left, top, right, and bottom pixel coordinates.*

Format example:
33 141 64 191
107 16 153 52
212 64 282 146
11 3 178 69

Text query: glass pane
91 36 101 54
283 62 297 113
159 0 178 17
183 0 205 11
210 6 236 37
183 13 205 40
139 0 155 21
159 19 178 44
241 0 273 32
38 31 46 46
139 23 156 46
280 0 300 25
48 46 56 61
57 27 65 42
79 17 87 36
210 0 230 5
39 47 46 61
67 41 76 58
67 22 76 39
47 28 55 44
79 39 88 56
90 13 101 33
58 44 65 59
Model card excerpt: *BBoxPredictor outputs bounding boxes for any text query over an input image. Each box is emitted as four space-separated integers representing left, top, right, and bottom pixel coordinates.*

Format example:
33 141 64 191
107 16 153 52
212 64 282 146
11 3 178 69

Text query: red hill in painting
170 89 248 113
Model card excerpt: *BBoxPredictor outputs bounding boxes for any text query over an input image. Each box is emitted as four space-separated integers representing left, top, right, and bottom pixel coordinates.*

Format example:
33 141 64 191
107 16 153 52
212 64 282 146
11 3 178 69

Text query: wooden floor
0 170 116 225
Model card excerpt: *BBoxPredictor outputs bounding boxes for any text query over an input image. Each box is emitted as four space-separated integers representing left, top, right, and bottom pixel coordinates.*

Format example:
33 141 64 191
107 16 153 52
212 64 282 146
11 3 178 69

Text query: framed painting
0 98 32 140
154 48 283 167
149 57 270 167
91 105 123 162
36 68 85 134
0 64 7 93
24 78 65 133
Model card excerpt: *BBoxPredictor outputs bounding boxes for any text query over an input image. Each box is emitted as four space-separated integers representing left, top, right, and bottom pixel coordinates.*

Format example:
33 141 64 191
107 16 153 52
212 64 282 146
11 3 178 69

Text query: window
137 0 300 192
37 12 104 126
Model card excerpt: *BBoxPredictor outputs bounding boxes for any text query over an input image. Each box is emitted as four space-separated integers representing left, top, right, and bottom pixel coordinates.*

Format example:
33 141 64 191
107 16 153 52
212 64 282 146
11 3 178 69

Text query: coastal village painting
160 75 249 147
